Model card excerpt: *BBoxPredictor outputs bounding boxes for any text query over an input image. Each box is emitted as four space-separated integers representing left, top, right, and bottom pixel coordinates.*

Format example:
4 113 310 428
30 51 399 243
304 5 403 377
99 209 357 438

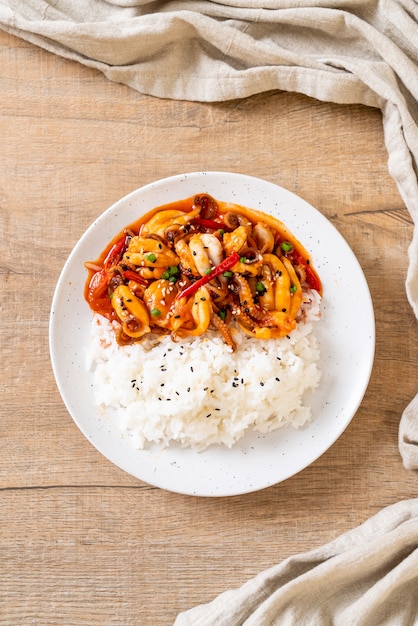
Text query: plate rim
49 171 375 496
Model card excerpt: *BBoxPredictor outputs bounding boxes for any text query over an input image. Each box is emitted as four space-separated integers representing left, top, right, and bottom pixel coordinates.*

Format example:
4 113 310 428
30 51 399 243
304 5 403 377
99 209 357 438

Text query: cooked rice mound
87 293 321 450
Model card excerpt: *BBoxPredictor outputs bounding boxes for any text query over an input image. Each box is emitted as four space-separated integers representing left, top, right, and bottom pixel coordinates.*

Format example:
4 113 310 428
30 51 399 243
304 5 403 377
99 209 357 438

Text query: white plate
49 172 375 496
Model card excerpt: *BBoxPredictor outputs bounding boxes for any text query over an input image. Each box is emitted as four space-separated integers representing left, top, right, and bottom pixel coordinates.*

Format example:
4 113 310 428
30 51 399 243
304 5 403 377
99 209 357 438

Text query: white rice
86 292 321 450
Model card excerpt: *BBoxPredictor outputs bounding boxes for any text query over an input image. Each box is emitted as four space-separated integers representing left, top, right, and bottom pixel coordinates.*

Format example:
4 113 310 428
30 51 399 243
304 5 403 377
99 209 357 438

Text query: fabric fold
174 499 418 625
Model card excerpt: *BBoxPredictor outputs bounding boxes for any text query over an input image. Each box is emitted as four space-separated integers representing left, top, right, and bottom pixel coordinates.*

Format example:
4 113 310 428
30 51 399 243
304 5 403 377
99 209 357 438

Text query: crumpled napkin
1 0 416 463
173 498 418 625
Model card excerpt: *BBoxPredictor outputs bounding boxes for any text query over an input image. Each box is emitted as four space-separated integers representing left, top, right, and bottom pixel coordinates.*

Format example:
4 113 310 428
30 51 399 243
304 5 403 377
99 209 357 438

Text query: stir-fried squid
84 194 322 350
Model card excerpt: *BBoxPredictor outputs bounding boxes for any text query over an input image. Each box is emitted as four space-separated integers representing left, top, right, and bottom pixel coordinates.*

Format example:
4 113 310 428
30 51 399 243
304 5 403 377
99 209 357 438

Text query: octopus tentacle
210 312 236 350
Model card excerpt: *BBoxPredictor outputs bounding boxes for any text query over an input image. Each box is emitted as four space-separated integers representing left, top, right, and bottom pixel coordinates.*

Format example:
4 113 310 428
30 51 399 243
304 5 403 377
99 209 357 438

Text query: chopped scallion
281 241 293 253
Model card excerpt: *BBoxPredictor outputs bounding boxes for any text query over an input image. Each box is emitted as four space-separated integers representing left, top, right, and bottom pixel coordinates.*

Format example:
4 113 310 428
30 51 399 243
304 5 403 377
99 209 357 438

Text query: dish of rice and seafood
84 193 323 450
49 172 375 495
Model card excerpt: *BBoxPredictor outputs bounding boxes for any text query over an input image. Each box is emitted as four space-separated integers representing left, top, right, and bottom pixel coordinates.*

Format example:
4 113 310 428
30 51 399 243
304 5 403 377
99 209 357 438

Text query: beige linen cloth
1 1 417 623
173 498 418 625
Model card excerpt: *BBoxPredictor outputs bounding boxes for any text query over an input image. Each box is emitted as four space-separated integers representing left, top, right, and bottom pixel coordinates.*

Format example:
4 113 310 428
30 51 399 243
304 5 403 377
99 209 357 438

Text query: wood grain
1 30 417 625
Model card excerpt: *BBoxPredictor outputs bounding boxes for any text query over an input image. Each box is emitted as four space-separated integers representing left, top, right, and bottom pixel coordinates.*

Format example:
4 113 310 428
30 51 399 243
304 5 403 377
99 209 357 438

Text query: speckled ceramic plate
49 172 375 496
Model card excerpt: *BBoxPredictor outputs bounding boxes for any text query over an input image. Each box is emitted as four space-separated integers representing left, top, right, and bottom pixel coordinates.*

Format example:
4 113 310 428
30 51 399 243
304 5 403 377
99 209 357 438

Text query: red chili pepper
175 251 240 300
192 217 225 231
292 250 322 294
104 235 129 270
123 270 148 285
304 264 322 294
87 268 110 299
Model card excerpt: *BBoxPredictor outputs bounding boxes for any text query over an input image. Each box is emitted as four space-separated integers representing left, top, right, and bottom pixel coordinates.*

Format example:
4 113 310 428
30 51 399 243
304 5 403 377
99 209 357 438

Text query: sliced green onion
240 256 247 263
163 267 179 281
218 309 227 321
223 270 233 278
204 268 212 275
256 281 266 293
145 253 157 263
151 308 161 316
281 241 293 253
290 284 297 293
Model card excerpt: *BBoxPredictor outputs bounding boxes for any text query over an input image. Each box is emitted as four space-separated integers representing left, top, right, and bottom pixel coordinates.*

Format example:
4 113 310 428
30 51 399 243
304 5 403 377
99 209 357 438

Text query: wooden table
1 29 417 625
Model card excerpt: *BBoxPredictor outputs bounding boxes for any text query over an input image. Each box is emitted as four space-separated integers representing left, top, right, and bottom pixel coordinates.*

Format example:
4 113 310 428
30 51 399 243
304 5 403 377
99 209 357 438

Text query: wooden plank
1 28 417 626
